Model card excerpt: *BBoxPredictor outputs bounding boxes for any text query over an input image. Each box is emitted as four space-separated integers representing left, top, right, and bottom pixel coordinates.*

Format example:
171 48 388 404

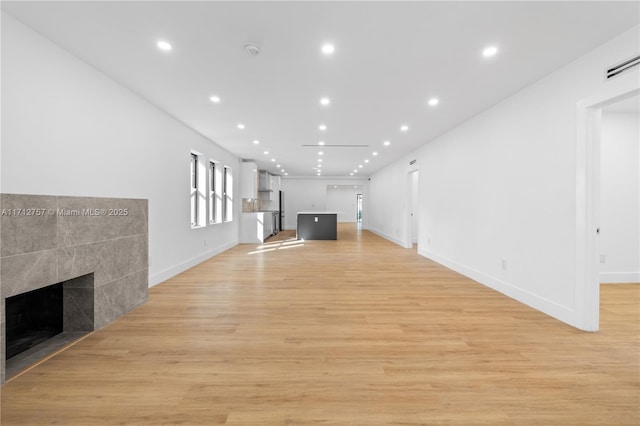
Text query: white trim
600 272 640 284
575 72 640 331
369 227 410 248
149 240 238 287
419 248 576 326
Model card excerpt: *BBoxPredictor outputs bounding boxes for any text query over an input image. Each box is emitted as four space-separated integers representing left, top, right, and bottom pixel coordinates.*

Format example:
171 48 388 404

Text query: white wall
368 26 640 329
281 178 369 230
1 13 241 286
327 187 361 222
600 111 640 283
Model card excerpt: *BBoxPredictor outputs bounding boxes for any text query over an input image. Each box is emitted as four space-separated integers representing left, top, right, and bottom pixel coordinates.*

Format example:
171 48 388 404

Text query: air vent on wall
606 54 640 80
409 159 417 166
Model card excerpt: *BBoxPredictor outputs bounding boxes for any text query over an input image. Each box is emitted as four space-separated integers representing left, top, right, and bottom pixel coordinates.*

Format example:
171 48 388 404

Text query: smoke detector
244 42 261 56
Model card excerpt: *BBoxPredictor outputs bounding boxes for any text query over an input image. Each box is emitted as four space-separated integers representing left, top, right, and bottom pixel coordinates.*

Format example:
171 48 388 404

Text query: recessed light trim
428 98 439 106
318 124 327 131
209 95 221 103
383 140 391 146
237 123 245 130
320 97 331 106
253 140 260 145
318 151 324 156
400 125 409 132
156 40 172 51
483 45 498 58
321 43 335 55
373 152 378 156
318 141 325 146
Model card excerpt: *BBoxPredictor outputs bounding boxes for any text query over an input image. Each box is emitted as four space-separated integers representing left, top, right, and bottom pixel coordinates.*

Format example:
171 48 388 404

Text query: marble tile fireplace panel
0 194 148 384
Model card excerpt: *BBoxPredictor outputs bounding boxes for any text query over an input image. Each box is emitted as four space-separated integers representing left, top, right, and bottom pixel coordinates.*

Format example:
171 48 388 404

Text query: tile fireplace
0 194 148 383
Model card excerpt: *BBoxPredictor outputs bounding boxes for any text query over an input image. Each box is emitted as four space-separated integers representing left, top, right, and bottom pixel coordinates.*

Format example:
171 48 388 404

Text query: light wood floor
2 224 638 425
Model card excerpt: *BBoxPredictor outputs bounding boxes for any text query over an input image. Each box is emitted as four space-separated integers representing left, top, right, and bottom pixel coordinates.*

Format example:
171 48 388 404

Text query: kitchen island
296 212 338 240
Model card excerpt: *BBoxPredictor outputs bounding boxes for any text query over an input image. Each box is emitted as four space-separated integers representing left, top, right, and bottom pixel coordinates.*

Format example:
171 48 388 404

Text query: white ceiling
2 1 638 177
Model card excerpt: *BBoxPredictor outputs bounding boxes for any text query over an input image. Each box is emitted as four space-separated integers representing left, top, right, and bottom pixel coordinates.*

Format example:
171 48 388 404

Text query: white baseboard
368 227 410 248
149 240 238 287
600 272 640 283
418 248 577 328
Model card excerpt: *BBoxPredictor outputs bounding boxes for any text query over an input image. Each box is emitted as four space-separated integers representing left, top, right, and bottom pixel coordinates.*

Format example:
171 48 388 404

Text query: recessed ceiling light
318 141 325 146
320 97 331 106
353 170 358 173
237 123 245 130
253 140 260 145
276 164 281 168
373 151 378 156
271 158 276 162
285 172 289 176
428 98 439 106
383 140 391 146
400 125 409 132
281 169 285 173
483 45 498 58
364 159 369 163
263 151 269 155
318 159 323 162
318 151 324 155
321 43 335 55
318 124 327 131
318 164 322 168
209 95 221 103
350 173 354 176
358 165 363 168
156 40 172 51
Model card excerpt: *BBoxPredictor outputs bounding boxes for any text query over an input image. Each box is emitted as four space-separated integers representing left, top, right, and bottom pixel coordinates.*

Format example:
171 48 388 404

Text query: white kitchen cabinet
240 162 258 199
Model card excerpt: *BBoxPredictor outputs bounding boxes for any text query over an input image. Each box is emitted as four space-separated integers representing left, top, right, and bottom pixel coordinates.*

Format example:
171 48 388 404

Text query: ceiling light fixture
264 151 269 155
358 165 363 168
237 123 245 130
320 97 331 106
271 158 276 162
318 159 323 162
373 151 378 156
209 95 221 103
318 141 325 146
428 98 439 106
318 151 324 155
321 43 335 55
276 164 281 168
400 125 409 132
350 173 354 176
364 159 369 163
483 45 498 58
156 40 172 51
318 124 327 131
384 140 391 146
253 140 260 145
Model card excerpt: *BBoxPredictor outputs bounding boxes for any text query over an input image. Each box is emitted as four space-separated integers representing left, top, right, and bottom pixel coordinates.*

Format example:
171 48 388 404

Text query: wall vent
409 159 417 166
606 54 640 80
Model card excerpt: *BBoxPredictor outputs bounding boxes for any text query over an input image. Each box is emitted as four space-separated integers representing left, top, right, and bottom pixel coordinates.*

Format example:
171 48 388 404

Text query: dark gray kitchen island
296 212 338 240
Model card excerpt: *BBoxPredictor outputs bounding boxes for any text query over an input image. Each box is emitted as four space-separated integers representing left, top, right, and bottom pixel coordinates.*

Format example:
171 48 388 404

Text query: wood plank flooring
1 223 638 425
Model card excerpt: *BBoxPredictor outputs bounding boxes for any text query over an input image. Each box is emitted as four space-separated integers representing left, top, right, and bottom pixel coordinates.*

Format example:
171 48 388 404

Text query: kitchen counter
240 211 279 243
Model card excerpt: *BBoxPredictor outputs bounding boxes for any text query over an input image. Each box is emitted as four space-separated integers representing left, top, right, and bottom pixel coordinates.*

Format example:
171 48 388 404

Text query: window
223 166 233 222
191 152 207 228
190 153 198 226
209 161 217 224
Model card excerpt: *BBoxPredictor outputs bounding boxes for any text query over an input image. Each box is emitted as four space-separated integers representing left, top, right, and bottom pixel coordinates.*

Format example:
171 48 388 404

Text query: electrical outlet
600 254 606 264
501 258 507 270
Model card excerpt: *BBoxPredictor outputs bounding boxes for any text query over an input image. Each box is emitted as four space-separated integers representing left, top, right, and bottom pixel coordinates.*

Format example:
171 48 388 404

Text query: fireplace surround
0 194 148 383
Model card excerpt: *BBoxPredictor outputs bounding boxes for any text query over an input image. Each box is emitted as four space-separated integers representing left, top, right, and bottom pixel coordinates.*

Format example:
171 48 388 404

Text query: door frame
575 73 639 331
404 163 419 249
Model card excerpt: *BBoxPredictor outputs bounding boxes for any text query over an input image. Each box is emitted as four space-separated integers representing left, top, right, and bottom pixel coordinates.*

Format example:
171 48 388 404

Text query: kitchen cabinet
241 162 258 199
258 171 272 191
240 211 279 243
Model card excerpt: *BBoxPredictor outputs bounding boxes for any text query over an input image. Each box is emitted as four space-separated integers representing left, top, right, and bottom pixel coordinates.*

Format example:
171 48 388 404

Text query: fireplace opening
6 283 64 360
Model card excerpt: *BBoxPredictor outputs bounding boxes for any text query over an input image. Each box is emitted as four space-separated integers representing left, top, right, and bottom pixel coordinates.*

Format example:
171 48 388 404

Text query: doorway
576 77 639 331
356 193 363 223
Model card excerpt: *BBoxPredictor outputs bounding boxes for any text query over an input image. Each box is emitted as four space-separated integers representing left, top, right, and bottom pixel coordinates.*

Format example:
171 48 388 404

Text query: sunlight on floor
247 237 304 255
